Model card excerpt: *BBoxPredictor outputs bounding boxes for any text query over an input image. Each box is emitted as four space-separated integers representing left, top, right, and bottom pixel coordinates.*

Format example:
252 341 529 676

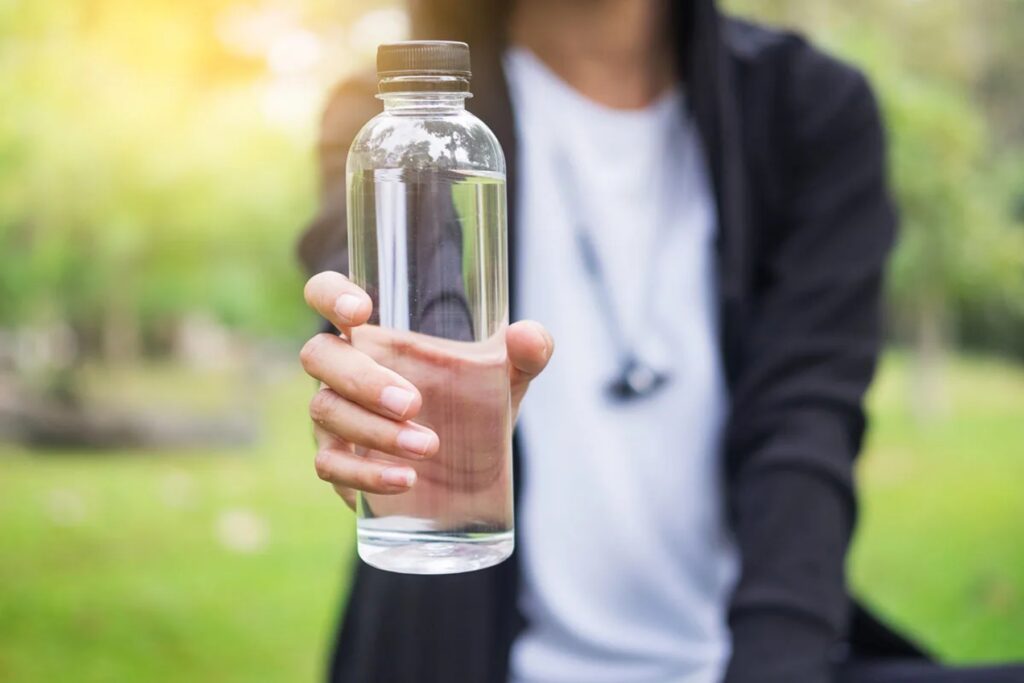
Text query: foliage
0 0 331 346
2 0 1023 358
726 0 1024 358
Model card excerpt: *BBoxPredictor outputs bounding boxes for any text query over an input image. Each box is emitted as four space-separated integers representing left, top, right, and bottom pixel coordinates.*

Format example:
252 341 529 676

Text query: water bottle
345 41 512 574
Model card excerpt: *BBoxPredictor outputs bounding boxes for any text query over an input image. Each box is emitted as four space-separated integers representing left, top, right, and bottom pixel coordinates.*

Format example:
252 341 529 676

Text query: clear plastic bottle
345 41 512 574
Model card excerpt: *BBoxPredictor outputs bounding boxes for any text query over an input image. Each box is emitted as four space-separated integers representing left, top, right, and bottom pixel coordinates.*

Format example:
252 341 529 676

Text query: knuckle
314 452 334 482
299 333 329 369
308 388 338 425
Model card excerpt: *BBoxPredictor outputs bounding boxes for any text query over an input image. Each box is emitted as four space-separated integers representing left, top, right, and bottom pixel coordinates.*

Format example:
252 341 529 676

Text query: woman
298 1 1024 681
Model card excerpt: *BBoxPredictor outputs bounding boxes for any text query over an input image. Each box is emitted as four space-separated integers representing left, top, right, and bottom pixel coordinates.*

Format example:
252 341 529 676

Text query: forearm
723 465 854 683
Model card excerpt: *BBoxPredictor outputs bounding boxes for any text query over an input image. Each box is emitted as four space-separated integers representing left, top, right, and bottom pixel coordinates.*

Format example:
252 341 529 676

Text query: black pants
837 660 1024 682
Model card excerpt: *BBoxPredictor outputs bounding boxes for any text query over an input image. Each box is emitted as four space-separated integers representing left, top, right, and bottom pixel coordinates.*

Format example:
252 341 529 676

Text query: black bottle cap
376 41 471 79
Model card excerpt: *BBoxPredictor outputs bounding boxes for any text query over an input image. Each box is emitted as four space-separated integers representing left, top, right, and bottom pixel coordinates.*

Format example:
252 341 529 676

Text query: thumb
507 320 553 409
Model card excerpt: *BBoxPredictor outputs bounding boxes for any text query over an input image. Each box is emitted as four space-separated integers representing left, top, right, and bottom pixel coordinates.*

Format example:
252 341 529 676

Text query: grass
0 351 1022 681
0 363 354 683
851 353 1024 661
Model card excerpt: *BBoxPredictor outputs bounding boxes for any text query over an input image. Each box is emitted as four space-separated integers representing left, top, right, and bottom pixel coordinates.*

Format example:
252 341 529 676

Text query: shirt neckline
503 46 684 128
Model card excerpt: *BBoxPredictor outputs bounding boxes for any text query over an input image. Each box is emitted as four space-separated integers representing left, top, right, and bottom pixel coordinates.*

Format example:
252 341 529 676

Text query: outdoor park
1 1 1023 681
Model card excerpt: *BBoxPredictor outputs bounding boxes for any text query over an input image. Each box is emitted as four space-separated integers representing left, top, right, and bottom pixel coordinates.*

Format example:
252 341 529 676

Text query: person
297 1 1024 682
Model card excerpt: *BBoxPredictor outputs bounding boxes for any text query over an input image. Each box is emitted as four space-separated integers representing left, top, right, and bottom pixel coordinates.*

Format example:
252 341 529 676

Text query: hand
300 271 553 510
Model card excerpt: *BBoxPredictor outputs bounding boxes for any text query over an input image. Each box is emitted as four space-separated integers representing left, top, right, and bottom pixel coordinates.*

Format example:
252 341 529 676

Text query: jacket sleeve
297 73 379 277
722 51 897 683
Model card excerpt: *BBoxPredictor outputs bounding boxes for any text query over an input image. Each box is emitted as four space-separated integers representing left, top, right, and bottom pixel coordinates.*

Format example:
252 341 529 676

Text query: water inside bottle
347 168 513 574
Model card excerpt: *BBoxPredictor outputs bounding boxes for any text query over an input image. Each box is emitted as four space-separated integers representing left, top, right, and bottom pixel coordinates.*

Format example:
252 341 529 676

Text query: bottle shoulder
347 108 505 176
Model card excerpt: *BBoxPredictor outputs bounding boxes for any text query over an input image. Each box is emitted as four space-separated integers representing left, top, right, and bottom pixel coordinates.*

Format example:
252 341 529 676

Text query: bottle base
357 528 514 575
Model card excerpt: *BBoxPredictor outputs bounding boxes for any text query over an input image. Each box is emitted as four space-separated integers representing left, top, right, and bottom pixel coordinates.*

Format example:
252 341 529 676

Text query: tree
726 0 1024 416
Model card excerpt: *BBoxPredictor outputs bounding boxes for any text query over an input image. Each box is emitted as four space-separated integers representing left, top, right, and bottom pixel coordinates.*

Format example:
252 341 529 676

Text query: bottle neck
380 92 470 114
378 74 471 114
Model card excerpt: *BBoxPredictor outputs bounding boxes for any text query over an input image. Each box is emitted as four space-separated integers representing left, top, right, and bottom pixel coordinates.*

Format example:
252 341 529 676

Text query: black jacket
299 3 919 682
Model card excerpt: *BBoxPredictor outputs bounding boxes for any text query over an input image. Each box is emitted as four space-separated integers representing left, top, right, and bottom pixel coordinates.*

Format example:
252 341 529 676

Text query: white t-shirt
505 47 738 683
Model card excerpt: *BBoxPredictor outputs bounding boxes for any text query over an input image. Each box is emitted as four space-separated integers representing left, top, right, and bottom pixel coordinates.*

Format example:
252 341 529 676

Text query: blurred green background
1 0 1023 681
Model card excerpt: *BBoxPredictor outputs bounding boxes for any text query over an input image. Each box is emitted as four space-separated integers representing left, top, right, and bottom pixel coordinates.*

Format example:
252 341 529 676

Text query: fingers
304 271 373 331
314 446 418 496
300 332 423 421
313 426 357 510
507 320 554 403
309 387 439 460
332 483 356 510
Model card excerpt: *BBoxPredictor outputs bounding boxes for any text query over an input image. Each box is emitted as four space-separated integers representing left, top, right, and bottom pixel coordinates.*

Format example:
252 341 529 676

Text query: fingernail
380 386 415 417
381 467 416 488
397 429 436 455
334 294 362 322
